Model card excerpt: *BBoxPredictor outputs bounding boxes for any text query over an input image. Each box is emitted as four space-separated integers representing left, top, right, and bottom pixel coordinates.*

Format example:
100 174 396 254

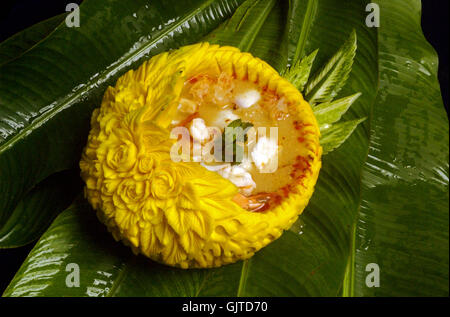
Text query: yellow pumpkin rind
80 43 322 268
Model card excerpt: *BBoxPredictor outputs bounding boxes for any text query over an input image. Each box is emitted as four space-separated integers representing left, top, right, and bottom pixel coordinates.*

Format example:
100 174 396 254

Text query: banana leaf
0 0 244 228
0 12 82 249
0 14 65 65
1 0 448 297
0 169 81 248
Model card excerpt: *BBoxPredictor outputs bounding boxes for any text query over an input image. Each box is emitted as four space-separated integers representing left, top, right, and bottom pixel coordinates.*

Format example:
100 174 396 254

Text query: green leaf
219 119 253 164
225 118 253 134
0 0 244 229
0 14 64 65
207 0 276 52
283 49 318 92
0 170 82 248
3 200 129 297
320 118 366 155
2 0 448 297
285 34 362 155
3 0 379 297
313 92 362 127
283 0 318 67
305 29 357 105
2 199 347 296
349 0 449 296
248 0 288 72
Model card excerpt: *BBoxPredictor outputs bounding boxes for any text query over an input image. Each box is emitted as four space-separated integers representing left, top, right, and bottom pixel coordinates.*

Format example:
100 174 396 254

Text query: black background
0 0 448 295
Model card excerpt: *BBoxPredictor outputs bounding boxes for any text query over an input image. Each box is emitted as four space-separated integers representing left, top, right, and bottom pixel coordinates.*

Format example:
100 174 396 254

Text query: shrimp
213 72 234 106
261 90 290 121
189 75 215 102
188 72 234 107
232 192 279 212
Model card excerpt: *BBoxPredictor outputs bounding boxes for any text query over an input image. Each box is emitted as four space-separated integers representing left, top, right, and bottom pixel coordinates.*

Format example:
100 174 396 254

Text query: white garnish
217 165 256 196
251 136 278 172
209 109 240 130
238 157 253 171
189 118 210 143
234 89 260 109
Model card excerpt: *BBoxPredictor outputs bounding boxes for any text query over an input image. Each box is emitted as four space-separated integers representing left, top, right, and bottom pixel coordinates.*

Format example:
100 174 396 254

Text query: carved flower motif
79 43 322 269
151 166 180 200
